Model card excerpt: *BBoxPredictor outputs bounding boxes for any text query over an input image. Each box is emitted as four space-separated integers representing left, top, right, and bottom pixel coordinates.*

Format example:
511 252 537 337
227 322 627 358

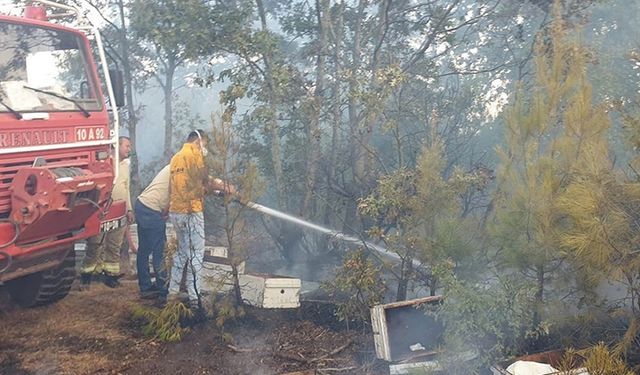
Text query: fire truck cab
0 1 126 307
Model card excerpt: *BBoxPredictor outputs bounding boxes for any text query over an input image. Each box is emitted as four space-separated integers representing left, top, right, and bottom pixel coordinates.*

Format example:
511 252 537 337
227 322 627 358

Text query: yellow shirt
169 143 206 213
112 158 132 210
138 164 170 212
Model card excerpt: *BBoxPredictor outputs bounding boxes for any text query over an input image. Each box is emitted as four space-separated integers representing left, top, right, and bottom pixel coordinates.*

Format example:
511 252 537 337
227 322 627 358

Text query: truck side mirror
108 69 125 108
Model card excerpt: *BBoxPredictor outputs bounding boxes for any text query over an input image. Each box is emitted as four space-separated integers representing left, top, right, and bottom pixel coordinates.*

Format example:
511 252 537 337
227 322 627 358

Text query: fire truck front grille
0 151 91 215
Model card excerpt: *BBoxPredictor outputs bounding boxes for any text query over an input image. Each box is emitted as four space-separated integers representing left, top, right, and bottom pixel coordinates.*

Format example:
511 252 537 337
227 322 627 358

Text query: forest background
5 0 640 371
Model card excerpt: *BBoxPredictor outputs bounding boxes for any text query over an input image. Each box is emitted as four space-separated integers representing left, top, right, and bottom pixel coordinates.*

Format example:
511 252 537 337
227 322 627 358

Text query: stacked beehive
201 246 301 309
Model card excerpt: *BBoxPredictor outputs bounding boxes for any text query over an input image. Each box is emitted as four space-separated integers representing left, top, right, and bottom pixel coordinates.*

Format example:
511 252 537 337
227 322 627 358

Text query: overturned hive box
491 350 588 375
371 296 444 363
371 296 478 374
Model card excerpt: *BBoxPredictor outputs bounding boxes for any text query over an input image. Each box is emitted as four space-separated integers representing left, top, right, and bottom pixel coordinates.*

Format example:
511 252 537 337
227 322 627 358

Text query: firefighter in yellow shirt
167 130 235 306
81 136 135 288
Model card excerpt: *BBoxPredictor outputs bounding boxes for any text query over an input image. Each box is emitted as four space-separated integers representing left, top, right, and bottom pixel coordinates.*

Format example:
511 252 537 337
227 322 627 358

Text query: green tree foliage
491 3 607 328
559 343 635 375
83 0 639 366
206 0 526 268
131 302 193 342
490 2 640 360
129 0 215 157
434 264 537 373
206 105 263 307
360 141 483 300
551 13 640 357
322 249 386 328
200 103 263 338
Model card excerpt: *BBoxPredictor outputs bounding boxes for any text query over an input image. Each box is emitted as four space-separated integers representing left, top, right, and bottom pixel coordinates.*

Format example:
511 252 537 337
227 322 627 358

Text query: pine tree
494 3 640 357
359 140 480 300
554 21 640 361
492 2 611 330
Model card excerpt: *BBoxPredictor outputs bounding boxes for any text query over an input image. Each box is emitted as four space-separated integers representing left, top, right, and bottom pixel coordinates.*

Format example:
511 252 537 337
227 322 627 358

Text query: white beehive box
490 350 589 375
370 295 478 374
202 246 246 274
197 246 301 309
371 295 443 362
200 246 246 293
206 246 228 258
239 273 301 309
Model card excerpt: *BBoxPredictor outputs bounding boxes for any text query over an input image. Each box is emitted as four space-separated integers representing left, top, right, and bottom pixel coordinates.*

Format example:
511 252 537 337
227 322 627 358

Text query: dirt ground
0 281 387 375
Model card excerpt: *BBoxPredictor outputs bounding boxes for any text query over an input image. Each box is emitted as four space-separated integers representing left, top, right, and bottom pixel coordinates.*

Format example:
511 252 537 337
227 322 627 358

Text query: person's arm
207 176 237 196
123 161 134 223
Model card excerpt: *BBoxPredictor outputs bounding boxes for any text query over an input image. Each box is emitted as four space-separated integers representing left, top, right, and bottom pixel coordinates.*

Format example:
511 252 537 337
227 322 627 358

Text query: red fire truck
0 1 127 307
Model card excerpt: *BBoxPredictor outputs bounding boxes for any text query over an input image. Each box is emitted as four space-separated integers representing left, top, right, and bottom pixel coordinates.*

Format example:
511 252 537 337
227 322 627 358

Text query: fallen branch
309 340 353 364
226 344 254 353
317 366 357 374
116 364 132 373
274 340 353 366
275 351 308 363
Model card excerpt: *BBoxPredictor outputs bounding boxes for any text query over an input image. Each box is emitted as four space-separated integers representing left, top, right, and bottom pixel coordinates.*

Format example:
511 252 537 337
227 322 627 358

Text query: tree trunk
231 262 243 305
534 264 545 326
343 0 366 233
301 0 329 218
321 0 344 242
256 0 286 211
396 257 414 301
117 0 140 195
256 0 302 265
163 58 176 158
329 2 343 188
356 0 390 183
396 279 408 302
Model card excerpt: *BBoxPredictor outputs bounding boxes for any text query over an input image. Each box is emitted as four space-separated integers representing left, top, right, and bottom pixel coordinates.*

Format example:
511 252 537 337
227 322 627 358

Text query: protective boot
79 273 92 291
102 273 121 288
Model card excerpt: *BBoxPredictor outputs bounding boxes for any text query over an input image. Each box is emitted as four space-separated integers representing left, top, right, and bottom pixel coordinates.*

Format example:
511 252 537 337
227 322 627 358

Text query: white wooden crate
371 296 443 362
200 246 245 293
203 246 246 274
239 273 301 309
198 246 301 309
490 350 589 375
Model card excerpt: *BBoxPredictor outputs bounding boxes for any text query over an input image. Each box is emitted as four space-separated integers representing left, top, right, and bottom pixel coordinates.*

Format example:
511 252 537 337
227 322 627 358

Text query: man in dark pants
135 164 170 299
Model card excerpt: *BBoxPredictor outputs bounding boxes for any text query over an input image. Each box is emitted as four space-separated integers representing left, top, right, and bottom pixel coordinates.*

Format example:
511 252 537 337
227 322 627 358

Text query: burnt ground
0 281 388 375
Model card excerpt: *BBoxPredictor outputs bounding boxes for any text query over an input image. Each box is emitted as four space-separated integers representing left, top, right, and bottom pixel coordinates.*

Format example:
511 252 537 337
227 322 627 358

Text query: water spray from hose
241 200 422 268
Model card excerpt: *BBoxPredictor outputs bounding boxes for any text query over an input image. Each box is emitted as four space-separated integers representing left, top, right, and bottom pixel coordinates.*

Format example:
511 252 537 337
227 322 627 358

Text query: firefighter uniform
168 142 208 303
81 158 132 277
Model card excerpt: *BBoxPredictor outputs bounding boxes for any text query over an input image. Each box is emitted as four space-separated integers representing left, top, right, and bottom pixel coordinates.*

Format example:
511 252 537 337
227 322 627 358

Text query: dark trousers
134 199 167 294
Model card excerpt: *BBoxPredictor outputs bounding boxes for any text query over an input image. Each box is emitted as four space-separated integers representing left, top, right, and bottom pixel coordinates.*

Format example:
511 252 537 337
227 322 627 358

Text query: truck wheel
6 247 76 307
